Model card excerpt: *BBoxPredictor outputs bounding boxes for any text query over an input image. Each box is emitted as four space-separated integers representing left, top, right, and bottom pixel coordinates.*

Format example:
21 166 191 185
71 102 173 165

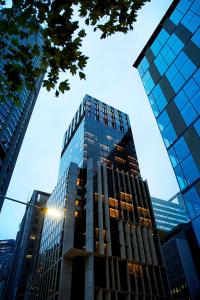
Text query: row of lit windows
85 98 128 121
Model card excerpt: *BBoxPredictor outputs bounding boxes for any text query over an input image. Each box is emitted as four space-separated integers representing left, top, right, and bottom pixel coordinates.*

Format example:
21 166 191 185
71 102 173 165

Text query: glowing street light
0 195 63 220
44 207 64 219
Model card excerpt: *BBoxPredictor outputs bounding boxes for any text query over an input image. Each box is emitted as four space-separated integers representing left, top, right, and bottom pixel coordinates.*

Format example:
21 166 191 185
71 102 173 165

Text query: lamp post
0 194 63 219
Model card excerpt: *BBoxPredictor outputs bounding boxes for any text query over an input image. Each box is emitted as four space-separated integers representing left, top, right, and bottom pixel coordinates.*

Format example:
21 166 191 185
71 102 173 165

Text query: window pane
155 54 168 75
192 27 200 48
157 110 170 131
157 95 167 112
194 119 200 137
162 123 177 148
174 164 187 189
177 0 191 14
170 9 183 25
191 90 200 114
171 72 185 93
181 102 198 126
157 29 170 45
181 10 200 33
151 39 162 56
174 137 190 162
183 187 200 219
180 58 196 80
181 154 200 185
168 147 179 167
174 51 188 70
174 90 189 111
183 78 199 99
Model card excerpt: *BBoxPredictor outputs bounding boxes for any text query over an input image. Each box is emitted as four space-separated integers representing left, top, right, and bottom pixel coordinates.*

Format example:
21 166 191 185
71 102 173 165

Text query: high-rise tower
133 0 200 241
29 95 169 300
0 12 43 210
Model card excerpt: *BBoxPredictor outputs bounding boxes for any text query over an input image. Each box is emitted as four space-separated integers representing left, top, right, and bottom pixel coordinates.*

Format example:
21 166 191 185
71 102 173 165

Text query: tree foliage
0 0 150 104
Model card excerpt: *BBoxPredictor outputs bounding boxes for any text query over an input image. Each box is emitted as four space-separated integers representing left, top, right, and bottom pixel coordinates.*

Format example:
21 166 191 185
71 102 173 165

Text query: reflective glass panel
181 102 198 126
174 137 190 162
174 164 187 189
181 154 200 185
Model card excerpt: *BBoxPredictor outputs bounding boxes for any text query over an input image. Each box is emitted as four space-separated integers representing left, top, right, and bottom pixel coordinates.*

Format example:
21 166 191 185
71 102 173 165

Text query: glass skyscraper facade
0 17 44 211
58 95 138 178
152 194 189 232
0 239 16 299
28 95 170 299
133 0 200 221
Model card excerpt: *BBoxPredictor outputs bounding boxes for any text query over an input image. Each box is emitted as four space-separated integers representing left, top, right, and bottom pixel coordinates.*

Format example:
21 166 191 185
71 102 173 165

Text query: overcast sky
0 0 179 239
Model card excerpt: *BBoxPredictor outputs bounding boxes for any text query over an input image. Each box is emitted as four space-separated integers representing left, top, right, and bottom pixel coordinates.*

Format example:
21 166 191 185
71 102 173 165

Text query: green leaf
79 71 86 80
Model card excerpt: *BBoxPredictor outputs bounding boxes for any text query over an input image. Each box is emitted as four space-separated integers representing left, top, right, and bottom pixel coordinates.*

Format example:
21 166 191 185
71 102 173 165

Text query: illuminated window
109 198 118 208
109 208 119 219
120 192 132 202
26 254 32 259
115 145 124 152
75 211 80 218
30 234 36 240
115 157 126 164
128 263 143 275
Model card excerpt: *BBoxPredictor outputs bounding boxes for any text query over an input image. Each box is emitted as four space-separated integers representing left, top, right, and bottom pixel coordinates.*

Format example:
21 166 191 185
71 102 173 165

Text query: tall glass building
28 95 170 300
152 193 189 233
0 11 43 211
133 0 200 224
0 239 16 299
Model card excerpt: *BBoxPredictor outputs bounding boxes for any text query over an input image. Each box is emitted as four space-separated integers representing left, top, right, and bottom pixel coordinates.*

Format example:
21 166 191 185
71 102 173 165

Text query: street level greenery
0 0 150 104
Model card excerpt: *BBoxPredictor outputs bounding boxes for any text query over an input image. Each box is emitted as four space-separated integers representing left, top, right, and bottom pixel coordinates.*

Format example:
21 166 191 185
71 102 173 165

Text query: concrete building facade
5 190 49 300
28 95 170 300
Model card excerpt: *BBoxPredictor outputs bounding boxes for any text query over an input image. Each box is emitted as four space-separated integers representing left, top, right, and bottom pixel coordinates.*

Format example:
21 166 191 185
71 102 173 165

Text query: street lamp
0 194 63 219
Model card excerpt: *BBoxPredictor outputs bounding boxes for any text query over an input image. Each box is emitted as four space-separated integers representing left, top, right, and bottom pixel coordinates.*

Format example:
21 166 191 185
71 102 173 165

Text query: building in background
133 0 200 243
0 12 44 211
28 95 170 300
0 239 16 299
152 193 189 235
161 222 200 299
5 190 49 300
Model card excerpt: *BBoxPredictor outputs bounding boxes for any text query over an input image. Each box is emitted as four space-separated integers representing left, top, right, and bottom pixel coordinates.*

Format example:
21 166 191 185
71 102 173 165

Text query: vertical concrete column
158 267 165 296
127 175 136 223
131 176 138 206
102 165 112 256
136 226 146 264
124 222 133 260
152 266 159 296
139 268 146 296
148 230 158 265
135 178 144 207
110 258 115 289
116 258 121 291
105 257 110 289
58 259 73 300
85 255 94 300
96 289 102 300
97 162 104 255
142 227 152 264
86 158 94 252
145 267 152 295
140 181 149 210
118 219 126 258
62 162 79 255
130 225 139 262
